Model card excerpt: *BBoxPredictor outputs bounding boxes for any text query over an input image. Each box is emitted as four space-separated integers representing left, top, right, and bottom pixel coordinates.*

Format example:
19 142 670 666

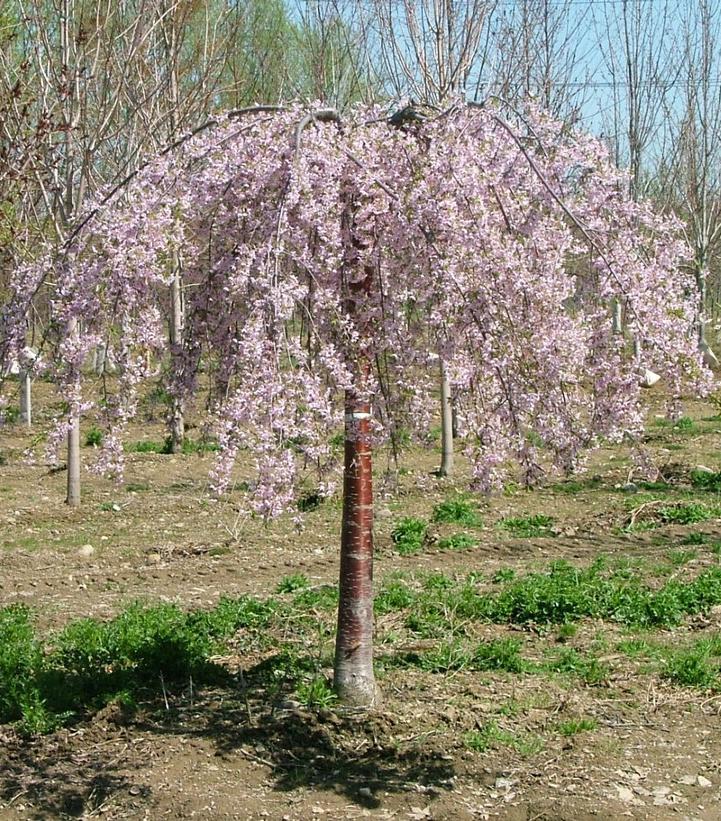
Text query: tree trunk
697 266 708 347
20 371 32 427
333 392 377 706
66 413 81 507
169 262 184 452
612 298 623 335
333 185 377 707
439 358 454 476
66 317 81 506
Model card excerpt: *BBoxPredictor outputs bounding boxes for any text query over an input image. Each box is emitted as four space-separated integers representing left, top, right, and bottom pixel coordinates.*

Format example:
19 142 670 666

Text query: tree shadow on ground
0 729 141 820
135 655 457 809
0 653 456 816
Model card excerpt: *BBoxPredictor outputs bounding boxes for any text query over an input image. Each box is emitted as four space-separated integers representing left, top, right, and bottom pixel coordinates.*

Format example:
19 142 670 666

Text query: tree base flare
333 670 381 708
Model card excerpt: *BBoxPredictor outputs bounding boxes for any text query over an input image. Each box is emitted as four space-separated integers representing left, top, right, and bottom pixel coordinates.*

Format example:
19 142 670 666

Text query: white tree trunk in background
439 358 454 477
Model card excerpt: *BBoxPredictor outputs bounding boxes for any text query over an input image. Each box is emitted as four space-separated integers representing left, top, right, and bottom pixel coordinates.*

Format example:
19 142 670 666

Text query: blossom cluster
1 102 710 512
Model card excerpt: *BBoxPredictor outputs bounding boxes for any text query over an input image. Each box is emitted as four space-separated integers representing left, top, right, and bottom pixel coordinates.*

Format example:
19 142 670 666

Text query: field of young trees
2 1 721 820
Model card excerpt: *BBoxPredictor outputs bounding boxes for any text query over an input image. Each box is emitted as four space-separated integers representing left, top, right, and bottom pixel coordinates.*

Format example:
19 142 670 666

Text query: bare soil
2 383 721 820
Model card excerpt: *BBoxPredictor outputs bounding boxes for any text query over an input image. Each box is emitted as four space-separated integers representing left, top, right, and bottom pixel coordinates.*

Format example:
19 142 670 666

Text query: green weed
84 426 103 447
277 574 311 594
295 677 337 710
557 717 597 736
292 585 338 610
391 517 428 555
125 440 169 454
499 514 556 538
662 640 720 689
464 721 515 752
691 469 721 492
681 532 710 545
555 476 602 494
375 577 416 615
657 502 717 525
544 648 608 685
437 533 477 550
464 721 543 756
473 638 528 673
665 549 697 567
418 641 473 672
432 496 483 527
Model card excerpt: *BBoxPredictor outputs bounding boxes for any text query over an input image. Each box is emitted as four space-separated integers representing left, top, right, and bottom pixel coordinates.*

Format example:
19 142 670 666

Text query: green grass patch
436 533 477 550
691 469 721 492
665 549 697 567
432 495 483 527
84 426 103 447
464 721 543 756
292 585 339 610
544 648 608 685
125 439 170 454
277 573 310 594
375 576 416 615
658 502 717 525
391 517 428 555
499 514 556 538
295 676 337 710
473 637 528 673
0 594 278 733
662 639 721 689
555 476 602 494
403 560 721 630
557 717 597 736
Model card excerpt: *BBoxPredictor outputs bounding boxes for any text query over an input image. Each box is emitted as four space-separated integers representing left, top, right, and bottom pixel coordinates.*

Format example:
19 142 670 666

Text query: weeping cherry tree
0 102 711 705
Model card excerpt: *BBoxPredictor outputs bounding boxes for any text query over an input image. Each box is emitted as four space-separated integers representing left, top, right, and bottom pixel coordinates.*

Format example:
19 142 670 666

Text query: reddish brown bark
333 185 378 706
333 391 377 705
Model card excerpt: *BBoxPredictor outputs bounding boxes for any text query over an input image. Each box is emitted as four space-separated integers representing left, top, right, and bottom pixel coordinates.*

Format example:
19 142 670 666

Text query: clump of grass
464 721 543 757
84 426 103 447
556 623 577 642
690 469 721 492
124 437 217 455
292 585 338 610
654 416 696 433
297 489 323 512
473 637 529 673
675 416 696 431
555 476 602 494
557 717 597 736
464 721 515 752
657 502 717 525
404 559 721 629
125 440 169 454
277 573 310 594
391 517 428 555
624 499 720 532
432 495 483 527
418 641 473 672
2 405 21 425
499 514 556 538
662 639 721 689
0 605 51 732
436 533 477 550
0 594 279 734
179 437 219 454
295 676 337 710
617 637 661 658
681 532 710 545
375 577 416 615
665 549 697 567
544 648 608 685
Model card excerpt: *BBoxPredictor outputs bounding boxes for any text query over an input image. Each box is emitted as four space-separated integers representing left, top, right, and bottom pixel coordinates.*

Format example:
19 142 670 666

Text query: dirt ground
2 382 721 820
